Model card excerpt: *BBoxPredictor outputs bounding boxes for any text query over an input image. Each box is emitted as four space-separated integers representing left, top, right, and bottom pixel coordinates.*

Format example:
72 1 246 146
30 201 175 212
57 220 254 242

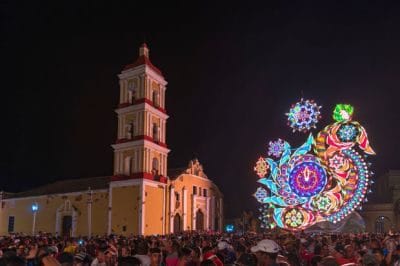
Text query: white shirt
134 254 151 266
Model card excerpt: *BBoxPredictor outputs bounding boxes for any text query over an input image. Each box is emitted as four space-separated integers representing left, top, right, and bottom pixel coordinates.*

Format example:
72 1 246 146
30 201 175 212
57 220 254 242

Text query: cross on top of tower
139 43 149 57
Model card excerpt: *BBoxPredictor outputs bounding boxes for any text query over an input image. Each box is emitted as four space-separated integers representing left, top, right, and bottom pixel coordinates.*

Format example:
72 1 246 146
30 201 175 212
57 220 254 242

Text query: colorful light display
333 104 354 122
286 98 322 132
254 157 269 178
254 102 375 231
268 139 285 158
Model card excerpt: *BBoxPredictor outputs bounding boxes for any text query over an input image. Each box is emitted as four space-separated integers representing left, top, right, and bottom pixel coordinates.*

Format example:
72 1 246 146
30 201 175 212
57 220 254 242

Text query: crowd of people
0 231 400 266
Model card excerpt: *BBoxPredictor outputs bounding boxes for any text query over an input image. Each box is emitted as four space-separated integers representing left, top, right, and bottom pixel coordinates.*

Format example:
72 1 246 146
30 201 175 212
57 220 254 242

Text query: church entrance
173 214 181 233
62 215 72 237
196 210 204 231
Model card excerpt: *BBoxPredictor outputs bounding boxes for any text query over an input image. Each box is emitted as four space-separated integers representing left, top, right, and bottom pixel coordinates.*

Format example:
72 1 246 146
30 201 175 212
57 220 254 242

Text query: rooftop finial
139 43 149 57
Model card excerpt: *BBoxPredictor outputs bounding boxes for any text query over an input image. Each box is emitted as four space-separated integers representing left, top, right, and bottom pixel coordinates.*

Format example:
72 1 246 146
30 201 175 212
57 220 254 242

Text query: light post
87 187 93 238
31 202 38 235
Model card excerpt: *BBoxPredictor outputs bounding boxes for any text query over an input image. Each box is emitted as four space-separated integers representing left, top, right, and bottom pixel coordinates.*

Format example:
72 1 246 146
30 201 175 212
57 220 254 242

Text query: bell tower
112 43 169 182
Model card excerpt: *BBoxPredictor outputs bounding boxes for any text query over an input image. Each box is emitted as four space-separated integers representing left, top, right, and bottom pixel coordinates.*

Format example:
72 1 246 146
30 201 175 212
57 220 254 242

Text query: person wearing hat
251 239 280 266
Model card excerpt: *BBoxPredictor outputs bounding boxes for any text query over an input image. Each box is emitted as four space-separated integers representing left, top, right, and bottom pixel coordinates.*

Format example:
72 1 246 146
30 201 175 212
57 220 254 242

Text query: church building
0 44 224 236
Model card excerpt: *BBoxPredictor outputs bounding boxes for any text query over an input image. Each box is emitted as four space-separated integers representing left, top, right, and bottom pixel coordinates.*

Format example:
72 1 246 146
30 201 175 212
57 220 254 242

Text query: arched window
152 157 159 175
152 91 159 106
152 123 159 142
128 81 136 103
125 121 134 139
124 157 132 176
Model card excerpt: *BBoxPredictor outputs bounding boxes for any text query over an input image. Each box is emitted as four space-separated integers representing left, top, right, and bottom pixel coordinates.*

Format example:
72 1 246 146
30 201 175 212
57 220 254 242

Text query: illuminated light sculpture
254 102 375 231
333 104 354 122
286 98 322 132
268 139 285 158
254 157 269 178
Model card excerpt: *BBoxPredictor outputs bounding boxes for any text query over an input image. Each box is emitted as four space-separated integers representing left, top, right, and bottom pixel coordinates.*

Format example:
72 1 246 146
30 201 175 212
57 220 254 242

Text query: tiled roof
123 55 163 76
5 176 111 199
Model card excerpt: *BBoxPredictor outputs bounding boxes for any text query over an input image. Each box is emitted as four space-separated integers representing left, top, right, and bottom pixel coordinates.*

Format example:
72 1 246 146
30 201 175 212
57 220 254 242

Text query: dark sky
1 1 400 218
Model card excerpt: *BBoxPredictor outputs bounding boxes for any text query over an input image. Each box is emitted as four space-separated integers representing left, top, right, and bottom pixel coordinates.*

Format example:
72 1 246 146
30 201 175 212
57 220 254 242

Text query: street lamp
31 202 38 235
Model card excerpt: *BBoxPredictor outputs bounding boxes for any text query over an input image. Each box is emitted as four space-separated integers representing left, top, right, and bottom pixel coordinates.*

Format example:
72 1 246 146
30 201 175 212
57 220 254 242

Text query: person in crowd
251 239 280 266
133 241 150 266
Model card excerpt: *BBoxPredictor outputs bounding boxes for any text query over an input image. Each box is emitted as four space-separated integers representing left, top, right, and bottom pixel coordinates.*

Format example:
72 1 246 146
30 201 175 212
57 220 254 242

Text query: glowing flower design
329 153 345 171
284 209 304 228
289 159 327 197
338 124 359 142
254 100 375 231
286 98 322 132
254 157 268 178
333 104 354 122
268 139 285 157
254 187 268 203
313 196 332 212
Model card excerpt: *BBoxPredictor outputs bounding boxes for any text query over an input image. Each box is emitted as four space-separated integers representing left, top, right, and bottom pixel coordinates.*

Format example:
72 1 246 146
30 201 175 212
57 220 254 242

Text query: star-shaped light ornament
329 154 346 171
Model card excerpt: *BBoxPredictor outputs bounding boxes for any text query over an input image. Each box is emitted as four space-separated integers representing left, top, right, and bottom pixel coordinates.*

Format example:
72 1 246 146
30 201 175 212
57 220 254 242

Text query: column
211 197 216 231
122 80 127 103
162 186 166 234
206 197 211 230
183 188 187 231
119 80 124 104
134 150 138 173
118 152 123 174
158 153 164 175
138 148 144 173
107 187 112 235
87 188 93 238
143 148 149 173
170 186 175 233
147 148 151 173
192 195 196 230
117 116 122 139
148 113 152 137
138 182 145 235
164 154 168 177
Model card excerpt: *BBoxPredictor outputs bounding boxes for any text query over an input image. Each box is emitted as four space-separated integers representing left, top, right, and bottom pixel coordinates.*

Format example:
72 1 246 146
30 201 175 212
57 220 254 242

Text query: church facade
0 44 223 236
361 170 400 233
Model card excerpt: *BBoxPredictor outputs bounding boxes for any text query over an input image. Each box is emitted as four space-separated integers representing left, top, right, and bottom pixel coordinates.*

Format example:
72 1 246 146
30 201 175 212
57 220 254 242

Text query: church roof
123 43 163 76
4 176 110 199
123 55 163 76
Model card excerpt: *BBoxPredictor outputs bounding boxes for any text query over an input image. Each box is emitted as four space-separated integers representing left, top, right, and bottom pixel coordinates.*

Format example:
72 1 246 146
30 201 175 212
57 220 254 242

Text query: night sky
1 2 400 218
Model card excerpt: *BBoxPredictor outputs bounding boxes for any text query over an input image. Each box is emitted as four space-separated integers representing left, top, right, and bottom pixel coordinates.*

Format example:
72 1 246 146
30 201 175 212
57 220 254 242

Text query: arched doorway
173 214 181 233
56 201 78 237
375 216 392 233
62 215 72 237
196 210 204 231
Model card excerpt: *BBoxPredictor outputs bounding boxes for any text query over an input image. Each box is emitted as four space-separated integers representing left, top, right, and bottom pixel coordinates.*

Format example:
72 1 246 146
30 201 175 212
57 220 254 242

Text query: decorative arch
55 201 78 237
